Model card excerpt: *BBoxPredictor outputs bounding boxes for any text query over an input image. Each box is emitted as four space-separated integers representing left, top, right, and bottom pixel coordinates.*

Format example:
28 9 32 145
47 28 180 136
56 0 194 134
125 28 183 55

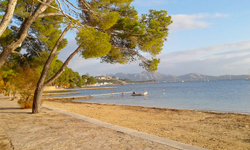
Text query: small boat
131 91 148 96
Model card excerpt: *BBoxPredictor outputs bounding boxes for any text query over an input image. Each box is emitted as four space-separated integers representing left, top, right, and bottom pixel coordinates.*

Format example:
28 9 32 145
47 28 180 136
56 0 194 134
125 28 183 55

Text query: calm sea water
57 80 250 114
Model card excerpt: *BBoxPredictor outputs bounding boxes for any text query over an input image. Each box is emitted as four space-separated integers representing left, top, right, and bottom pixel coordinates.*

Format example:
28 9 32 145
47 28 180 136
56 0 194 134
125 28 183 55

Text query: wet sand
44 100 250 150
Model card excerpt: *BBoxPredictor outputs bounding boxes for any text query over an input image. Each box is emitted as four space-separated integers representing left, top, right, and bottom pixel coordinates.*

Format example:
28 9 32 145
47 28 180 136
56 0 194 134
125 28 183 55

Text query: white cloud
169 13 229 31
161 41 250 61
158 40 250 75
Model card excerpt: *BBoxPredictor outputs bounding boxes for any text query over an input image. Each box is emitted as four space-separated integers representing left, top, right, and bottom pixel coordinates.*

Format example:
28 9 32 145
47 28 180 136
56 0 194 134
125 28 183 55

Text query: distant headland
101 71 250 82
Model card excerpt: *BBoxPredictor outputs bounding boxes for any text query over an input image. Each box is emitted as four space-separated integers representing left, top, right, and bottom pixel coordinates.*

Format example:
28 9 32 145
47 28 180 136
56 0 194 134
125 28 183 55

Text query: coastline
43 86 117 93
73 100 250 115
44 100 250 150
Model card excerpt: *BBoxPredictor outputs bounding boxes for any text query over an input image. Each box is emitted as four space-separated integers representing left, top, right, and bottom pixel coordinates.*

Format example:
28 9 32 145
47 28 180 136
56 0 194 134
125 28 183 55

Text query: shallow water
57 80 250 114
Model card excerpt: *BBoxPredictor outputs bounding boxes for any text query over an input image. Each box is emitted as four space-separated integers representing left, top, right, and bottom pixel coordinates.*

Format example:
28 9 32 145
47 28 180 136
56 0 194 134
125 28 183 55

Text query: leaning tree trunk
32 23 72 113
32 84 44 113
0 0 17 37
44 46 82 86
0 0 54 68
32 46 82 113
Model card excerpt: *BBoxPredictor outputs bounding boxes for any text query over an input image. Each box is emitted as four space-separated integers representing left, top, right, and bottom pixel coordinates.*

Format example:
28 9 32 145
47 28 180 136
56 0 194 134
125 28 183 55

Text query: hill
105 72 249 82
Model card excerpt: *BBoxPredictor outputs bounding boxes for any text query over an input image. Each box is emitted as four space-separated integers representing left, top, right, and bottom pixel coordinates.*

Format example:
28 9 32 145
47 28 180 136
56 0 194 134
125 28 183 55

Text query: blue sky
58 0 250 76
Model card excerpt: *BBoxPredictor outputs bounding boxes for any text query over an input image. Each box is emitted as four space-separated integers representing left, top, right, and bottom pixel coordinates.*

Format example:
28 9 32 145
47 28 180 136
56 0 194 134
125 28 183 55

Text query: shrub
18 91 33 109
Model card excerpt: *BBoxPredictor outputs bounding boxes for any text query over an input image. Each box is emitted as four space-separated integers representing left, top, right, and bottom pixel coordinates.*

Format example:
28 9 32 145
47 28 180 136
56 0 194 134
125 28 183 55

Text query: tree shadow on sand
242 139 250 143
0 107 21 110
0 107 32 114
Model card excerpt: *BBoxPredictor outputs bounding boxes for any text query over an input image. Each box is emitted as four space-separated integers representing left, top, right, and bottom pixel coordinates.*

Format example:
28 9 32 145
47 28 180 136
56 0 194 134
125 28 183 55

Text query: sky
58 0 250 76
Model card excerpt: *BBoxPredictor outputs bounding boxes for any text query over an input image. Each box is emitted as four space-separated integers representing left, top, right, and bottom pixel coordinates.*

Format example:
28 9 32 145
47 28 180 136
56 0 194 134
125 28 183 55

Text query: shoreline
73 100 250 115
44 86 117 93
44 99 250 150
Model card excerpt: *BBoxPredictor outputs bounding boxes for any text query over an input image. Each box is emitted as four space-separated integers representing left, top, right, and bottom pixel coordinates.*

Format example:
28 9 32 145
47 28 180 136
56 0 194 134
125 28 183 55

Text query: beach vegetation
87 76 97 84
82 73 90 84
0 0 172 113
0 69 16 96
17 91 33 108
1 63 40 103
0 52 82 100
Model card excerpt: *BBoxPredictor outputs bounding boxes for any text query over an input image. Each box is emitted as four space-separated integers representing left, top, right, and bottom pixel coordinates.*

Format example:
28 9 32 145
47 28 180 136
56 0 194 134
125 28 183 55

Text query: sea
56 79 250 114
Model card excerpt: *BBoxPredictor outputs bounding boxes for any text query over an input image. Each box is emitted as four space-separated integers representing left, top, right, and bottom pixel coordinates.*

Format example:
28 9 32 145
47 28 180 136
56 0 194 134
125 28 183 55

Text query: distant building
95 82 113 86
95 76 106 80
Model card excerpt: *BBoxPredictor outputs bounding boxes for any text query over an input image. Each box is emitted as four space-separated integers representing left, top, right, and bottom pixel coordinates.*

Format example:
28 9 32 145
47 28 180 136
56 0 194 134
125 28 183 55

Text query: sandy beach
0 95 178 150
44 100 250 150
1 92 249 150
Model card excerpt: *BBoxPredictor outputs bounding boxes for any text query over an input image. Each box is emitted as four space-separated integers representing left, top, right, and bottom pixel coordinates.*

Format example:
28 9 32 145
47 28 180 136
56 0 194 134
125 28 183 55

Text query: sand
44 100 250 150
0 96 177 150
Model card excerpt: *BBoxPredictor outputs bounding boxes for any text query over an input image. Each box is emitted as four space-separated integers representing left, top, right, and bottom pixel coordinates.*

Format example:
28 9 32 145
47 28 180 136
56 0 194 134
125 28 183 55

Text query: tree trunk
32 84 44 113
44 46 82 86
0 0 17 37
0 0 54 68
32 23 72 113
33 46 81 113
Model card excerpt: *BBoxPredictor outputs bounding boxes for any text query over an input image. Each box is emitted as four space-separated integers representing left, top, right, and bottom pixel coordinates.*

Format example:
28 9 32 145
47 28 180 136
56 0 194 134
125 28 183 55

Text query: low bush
18 91 33 109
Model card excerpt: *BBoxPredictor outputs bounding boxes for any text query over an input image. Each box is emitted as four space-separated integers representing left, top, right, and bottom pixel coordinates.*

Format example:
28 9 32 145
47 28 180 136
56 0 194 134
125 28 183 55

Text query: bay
57 80 250 114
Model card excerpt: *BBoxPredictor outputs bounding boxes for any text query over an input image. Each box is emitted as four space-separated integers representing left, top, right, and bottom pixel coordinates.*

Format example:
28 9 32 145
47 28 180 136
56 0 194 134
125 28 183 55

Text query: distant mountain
104 72 249 82
113 71 176 81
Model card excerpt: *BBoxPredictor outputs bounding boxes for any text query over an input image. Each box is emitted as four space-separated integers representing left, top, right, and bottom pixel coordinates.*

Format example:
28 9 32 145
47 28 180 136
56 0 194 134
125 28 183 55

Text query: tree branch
12 51 27 61
38 12 91 29
24 38 40 56
64 0 88 11
30 0 35 16
36 0 60 11
37 0 91 20
78 0 97 15
62 0 79 15
79 0 92 11
113 46 147 62
37 1 89 25
44 46 82 86
36 0 98 27
55 0 69 19
34 22 72 92
0 0 54 68
27 35 38 39
38 12 64 18
0 0 17 37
